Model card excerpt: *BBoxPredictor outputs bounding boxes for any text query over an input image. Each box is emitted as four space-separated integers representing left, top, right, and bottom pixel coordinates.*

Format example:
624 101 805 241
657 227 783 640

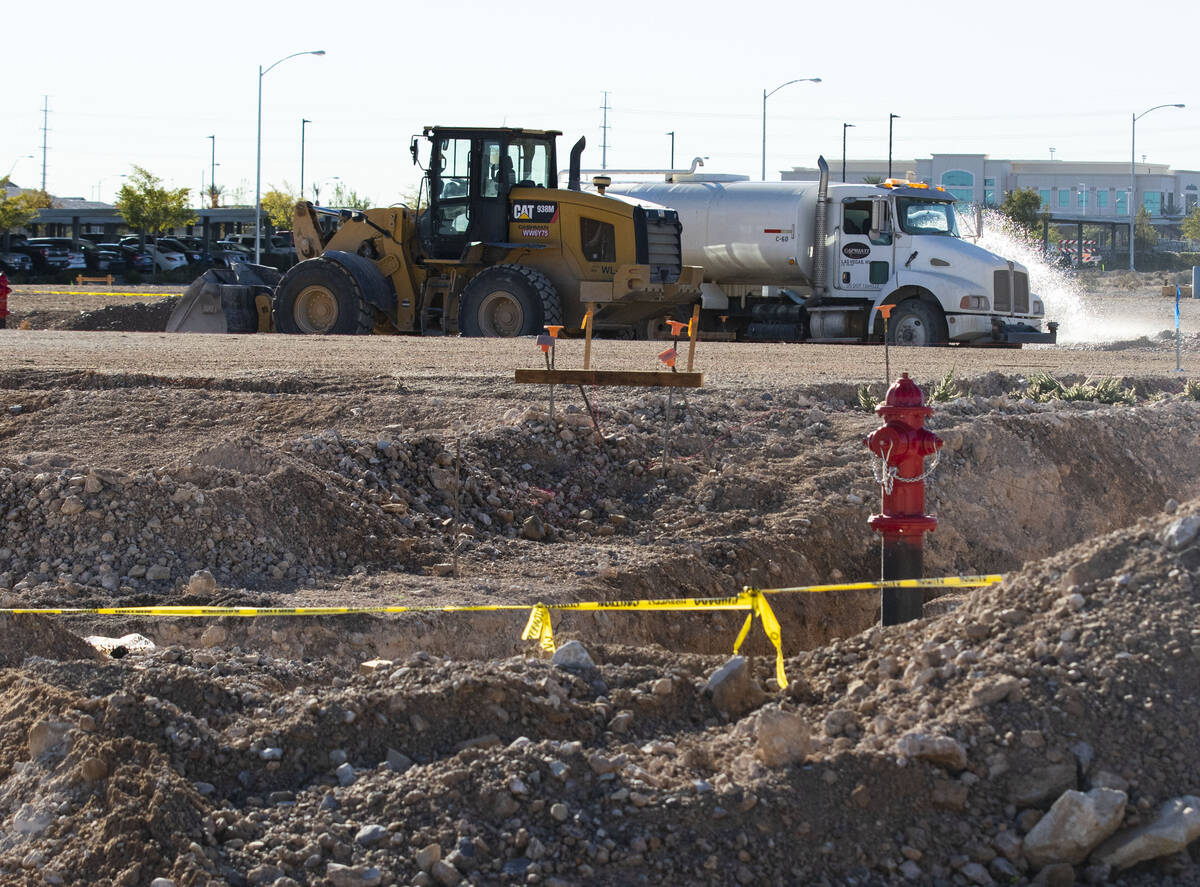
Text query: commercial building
783 155 1200 235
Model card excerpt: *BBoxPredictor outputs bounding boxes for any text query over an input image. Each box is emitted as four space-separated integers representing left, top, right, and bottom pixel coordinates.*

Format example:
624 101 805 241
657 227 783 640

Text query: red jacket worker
0 272 10 329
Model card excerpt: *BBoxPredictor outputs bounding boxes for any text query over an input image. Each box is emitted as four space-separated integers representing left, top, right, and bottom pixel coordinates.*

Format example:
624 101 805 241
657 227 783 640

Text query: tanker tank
608 181 823 286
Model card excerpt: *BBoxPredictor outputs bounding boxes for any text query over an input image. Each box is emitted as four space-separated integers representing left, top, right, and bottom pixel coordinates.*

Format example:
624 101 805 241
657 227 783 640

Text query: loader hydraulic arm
292 201 330 260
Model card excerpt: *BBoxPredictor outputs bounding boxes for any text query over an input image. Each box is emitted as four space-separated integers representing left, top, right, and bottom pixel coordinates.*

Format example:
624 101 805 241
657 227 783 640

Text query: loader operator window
435 137 472 235
436 138 471 200
482 140 508 197
506 139 552 188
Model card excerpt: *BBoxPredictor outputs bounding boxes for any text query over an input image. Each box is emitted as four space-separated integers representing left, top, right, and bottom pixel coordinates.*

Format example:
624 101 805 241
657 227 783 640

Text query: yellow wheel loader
168 127 702 337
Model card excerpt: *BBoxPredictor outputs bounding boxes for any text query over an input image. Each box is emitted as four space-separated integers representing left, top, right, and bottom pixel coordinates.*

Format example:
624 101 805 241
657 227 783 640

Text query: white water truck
608 158 1057 346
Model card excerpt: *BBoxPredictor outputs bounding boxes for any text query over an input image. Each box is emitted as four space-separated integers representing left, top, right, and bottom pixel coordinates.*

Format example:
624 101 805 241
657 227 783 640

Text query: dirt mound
62 297 179 332
0 614 99 667
0 501 1197 885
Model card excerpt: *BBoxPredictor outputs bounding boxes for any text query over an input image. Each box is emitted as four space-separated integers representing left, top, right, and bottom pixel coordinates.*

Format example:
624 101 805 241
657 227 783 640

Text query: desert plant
856 384 879 412
1020 372 1136 405
929 369 963 402
1186 379 1200 401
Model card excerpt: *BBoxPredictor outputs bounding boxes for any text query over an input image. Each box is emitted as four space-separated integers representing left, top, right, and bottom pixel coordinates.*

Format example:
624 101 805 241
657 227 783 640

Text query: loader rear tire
273 256 374 335
459 264 561 337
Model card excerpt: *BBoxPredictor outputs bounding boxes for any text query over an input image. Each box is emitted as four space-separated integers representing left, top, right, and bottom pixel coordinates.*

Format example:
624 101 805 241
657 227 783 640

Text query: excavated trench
17 380 1195 670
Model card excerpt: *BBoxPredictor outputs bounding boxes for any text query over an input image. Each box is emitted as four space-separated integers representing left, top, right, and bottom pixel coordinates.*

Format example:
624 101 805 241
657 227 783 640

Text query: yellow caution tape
11 290 181 298
733 589 787 689
521 604 556 654
1 575 1006 692
758 574 1004 595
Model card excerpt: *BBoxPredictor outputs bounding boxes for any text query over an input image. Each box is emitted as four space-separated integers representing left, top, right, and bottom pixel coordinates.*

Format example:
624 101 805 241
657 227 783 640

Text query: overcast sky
3 0 1196 206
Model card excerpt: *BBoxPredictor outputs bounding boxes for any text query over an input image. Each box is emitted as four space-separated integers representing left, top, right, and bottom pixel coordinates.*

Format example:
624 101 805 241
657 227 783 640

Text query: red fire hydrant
0 272 10 329
865 373 942 625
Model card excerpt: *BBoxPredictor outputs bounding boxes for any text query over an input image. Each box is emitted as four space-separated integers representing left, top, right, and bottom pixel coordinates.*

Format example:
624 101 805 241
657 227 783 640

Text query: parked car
93 245 127 273
213 241 253 268
3 244 52 273
155 237 204 264
0 251 33 273
25 237 83 269
119 237 188 271
103 244 153 273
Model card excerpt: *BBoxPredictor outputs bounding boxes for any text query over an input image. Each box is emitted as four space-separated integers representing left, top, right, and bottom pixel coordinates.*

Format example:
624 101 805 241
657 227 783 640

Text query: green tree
115 166 195 242
998 187 1045 236
1134 206 1158 252
262 184 298 229
1181 207 1200 242
331 182 372 210
0 177 53 249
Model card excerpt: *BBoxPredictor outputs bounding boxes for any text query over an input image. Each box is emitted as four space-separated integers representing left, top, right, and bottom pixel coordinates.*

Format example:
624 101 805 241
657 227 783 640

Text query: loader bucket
166 265 283 334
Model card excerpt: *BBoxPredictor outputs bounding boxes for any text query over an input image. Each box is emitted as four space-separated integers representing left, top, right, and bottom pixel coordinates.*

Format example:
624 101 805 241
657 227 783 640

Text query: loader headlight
959 295 989 310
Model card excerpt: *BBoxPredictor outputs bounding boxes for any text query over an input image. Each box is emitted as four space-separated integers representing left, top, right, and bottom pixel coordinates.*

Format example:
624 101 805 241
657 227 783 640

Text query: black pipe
568 137 587 191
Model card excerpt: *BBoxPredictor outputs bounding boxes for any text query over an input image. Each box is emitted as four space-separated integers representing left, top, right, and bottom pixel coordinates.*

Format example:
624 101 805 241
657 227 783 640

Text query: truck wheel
887 300 947 346
459 264 561 337
273 256 373 335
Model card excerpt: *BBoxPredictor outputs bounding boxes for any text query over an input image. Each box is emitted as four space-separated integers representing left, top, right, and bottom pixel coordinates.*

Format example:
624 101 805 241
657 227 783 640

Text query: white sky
3 0 1196 205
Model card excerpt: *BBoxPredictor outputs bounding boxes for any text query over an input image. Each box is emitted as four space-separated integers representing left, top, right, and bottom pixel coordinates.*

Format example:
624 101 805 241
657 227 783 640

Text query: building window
1187 184 1198 213
1143 192 1161 216
940 170 974 203
1039 189 1051 208
1116 191 1128 216
1097 191 1109 208
983 178 996 206
1058 190 1070 208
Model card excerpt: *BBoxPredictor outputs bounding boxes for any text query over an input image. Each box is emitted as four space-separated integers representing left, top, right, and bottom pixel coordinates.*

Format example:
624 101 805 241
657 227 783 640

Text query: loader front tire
459 265 561 337
273 256 374 335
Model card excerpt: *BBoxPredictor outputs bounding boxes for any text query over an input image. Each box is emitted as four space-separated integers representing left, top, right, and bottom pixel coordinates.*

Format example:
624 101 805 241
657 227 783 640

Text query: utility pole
666 131 675 168
600 91 611 170
301 118 310 201
40 96 49 192
888 113 900 180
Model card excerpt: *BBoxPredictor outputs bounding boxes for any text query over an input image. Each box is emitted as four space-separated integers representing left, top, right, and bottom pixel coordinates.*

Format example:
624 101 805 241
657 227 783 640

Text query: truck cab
829 180 1051 345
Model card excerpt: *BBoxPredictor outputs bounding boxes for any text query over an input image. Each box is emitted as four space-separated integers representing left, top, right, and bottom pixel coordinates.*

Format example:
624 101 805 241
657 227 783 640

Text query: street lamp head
312 50 326 56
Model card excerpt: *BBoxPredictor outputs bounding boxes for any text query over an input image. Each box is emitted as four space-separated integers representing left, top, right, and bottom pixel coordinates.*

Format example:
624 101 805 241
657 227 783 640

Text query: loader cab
419 126 560 260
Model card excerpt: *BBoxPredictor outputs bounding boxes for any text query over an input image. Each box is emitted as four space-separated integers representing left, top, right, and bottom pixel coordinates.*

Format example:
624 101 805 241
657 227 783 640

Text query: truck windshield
895 198 959 237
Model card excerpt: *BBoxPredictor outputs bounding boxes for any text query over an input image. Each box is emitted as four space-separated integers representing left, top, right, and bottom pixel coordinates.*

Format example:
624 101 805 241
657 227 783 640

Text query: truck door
835 199 892 292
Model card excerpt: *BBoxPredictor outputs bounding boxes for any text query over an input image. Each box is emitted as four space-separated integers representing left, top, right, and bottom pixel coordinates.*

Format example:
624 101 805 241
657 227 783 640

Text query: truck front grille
1013 271 1029 313
633 207 682 284
993 270 1011 312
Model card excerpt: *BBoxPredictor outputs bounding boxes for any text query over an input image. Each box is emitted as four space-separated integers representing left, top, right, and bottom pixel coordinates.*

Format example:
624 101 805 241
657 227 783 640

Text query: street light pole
1129 103 1184 271
842 123 855 183
207 135 216 208
888 114 900 179
761 77 821 181
256 50 325 264
666 131 675 168
301 118 311 202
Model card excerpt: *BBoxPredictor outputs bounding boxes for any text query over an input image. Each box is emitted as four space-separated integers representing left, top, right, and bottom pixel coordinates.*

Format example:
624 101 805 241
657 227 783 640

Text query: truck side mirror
410 137 419 165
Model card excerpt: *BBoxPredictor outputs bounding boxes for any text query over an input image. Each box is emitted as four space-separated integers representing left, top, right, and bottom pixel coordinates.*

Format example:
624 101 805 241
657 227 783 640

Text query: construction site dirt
1 272 1199 887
